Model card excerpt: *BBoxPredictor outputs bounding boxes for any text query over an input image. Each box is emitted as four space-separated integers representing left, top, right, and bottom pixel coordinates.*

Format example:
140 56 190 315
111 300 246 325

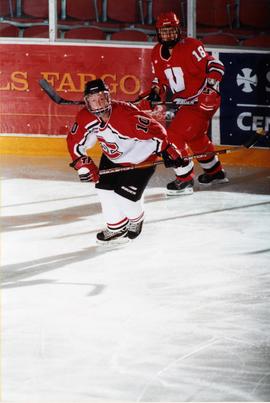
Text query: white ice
1 159 270 402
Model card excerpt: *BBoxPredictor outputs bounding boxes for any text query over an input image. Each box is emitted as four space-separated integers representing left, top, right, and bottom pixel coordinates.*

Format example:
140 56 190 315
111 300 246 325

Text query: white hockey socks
96 188 144 237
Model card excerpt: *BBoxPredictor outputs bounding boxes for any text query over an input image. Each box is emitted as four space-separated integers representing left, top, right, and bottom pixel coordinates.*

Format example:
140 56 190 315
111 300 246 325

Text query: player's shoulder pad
112 100 139 113
182 36 203 49
76 106 96 121
151 42 161 55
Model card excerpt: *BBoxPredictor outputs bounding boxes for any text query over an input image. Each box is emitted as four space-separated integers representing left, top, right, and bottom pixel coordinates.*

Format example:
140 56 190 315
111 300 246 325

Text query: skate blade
166 187 194 196
198 178 229 186
96 237 130 247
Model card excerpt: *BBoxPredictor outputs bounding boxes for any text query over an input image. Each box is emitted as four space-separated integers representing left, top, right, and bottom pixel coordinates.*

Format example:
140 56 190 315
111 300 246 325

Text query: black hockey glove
161 143 185 168
147 87 161 106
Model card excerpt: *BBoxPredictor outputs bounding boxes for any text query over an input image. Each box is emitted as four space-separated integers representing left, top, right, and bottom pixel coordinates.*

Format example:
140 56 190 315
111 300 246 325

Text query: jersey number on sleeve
136 116 150 133
192 46 207 62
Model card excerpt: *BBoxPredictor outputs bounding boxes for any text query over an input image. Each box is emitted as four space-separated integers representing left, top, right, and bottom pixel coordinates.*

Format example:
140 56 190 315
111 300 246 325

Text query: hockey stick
39 79 195 107
99 129 266 175
132 90 197 106
39 79 85 105
39 79 266 173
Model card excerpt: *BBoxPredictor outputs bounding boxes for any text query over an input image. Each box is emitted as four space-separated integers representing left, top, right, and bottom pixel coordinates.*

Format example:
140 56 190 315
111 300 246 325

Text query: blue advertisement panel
219 52 270 147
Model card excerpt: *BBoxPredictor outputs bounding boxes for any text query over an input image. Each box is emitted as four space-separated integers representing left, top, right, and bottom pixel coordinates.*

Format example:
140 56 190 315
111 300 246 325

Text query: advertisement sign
0 42 269 148
219 52 270 147
0 43 153 136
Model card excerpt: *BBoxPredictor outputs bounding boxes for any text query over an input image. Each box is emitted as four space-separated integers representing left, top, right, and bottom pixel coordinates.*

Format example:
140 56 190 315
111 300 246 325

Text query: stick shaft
39 79 264 175
39 79 194 107
99 146 254 175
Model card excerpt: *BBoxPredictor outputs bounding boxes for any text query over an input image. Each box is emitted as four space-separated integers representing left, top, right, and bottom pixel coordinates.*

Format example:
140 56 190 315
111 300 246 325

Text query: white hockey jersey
67 101 168 165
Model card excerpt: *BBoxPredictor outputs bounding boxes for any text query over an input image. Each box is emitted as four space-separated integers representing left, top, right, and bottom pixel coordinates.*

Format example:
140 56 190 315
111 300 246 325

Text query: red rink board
0 43 159 136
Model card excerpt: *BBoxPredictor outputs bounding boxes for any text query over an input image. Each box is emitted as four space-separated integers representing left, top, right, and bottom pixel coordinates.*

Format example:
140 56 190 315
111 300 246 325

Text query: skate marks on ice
2 191 269 235
1 244 110 291
2 175 270 288
2 172 270 401
136 336 270 401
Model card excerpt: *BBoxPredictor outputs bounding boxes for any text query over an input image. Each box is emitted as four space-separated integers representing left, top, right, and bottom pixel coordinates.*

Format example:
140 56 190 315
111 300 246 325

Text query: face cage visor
157 26 181 48
84 91 111 116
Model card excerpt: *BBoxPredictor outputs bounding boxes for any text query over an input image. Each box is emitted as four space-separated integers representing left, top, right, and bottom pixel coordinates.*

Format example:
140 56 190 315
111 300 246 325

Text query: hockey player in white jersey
67 78 185 245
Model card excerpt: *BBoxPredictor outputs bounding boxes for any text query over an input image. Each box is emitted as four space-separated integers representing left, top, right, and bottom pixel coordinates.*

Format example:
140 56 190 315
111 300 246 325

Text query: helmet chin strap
91 104 112 123
91 106 111 118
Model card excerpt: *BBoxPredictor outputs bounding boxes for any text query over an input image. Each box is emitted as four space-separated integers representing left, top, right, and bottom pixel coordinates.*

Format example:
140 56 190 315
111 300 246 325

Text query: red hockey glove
161 143 185 168
70 156 99 183
198 86 221 113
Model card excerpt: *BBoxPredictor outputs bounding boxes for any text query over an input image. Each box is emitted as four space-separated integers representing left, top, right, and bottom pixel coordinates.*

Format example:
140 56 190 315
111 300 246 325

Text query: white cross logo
236 68 258 93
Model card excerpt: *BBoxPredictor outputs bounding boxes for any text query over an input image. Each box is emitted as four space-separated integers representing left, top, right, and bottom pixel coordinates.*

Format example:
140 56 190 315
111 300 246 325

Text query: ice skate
96 227 129 246
166 178 194 196
198 170 229 185
128 220 144 239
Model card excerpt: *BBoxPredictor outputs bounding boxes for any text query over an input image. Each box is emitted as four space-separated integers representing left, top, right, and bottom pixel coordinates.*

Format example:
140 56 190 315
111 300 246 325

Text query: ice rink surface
1 155 270 402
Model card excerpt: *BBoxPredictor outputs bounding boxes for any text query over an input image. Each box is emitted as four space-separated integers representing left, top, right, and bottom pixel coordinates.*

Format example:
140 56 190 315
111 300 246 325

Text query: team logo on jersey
236 68 258 93
97 136 122 159
70 122 78 134
164 67 185 93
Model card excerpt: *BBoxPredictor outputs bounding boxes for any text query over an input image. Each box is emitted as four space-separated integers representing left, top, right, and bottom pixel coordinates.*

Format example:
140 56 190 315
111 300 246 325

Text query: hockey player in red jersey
145 12 228 195
67 78 184 245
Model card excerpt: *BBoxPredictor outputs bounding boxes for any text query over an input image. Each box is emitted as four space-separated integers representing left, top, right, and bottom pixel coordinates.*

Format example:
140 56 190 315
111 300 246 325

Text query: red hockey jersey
67 101 168 165
151 37 225 100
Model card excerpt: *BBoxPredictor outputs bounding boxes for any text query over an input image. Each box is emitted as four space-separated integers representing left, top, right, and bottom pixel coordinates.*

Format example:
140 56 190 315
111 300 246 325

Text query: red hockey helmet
156 12 180 28
156 12 181 48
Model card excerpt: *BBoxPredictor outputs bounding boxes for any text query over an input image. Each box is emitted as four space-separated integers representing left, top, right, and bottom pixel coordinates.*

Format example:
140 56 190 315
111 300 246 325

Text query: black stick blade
243 128 266 149
39 79 84 105
39 79 63 104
